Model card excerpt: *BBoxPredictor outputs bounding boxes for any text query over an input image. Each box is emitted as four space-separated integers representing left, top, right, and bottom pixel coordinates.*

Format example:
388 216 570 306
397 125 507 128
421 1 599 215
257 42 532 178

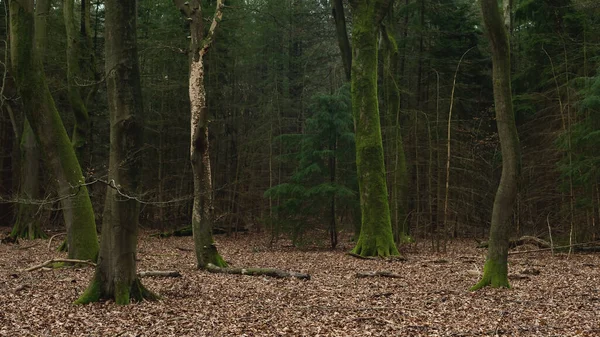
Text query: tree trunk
174 0 227 269
11 121 44 239
9 0 98 261
64 0 91 163
349 0 399 257
471 0 520 290
332 0 352 81
76 0 156 305
381 23 409 244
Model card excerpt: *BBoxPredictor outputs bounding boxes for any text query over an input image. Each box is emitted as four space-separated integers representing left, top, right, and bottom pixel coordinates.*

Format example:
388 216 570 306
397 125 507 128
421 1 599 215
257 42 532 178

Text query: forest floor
0 228 599 336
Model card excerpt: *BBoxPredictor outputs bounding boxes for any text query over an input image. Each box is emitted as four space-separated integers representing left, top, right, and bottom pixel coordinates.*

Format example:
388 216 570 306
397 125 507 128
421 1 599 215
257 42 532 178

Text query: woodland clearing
0 229 599 336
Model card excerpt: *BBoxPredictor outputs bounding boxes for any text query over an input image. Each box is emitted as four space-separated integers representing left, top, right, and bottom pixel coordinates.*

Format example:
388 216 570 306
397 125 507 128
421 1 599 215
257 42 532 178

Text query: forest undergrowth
0 228 598 336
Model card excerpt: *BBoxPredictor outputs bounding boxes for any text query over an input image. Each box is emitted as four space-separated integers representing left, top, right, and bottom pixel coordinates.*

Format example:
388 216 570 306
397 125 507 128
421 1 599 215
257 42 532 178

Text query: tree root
206 263 310 280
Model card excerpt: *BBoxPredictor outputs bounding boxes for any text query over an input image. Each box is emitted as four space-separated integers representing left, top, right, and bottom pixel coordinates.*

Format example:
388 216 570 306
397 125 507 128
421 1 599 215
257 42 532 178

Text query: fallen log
206 263 310 280
477 235 550 249
355 271 402 279
138 270 181 278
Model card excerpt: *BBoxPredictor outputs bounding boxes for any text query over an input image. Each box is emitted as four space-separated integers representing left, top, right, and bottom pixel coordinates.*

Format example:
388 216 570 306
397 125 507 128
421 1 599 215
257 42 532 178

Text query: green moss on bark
10 0 99 262
74 274 102 304
470 258 510 290
349 1 399 257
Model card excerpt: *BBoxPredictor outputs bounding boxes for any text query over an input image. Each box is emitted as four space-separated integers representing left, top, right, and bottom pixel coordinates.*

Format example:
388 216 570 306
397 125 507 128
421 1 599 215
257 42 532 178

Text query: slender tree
471 0 520 290
174 0 227 268
349 0 399 257
76 0 157 305
9 0 98 260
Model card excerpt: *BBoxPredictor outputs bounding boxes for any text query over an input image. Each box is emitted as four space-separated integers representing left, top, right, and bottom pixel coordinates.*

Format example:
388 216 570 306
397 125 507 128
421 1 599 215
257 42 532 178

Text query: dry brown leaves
1 229 599 336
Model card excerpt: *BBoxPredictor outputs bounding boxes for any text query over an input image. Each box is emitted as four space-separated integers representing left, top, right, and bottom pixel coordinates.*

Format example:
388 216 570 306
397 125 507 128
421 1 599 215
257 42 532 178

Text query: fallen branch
22 258 96 272
509 241 600 255
347 252 406 262
18 242 39 250
478 235 550 249
355 271 402 279
47 233 66 250
206 263 310 280
138 270 181 278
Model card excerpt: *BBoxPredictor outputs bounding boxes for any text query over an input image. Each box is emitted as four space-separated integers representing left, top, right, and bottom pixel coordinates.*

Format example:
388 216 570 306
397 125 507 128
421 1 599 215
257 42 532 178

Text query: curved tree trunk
349 0 399 257
471 0 520 290
174 0 227 269
9 0 98 260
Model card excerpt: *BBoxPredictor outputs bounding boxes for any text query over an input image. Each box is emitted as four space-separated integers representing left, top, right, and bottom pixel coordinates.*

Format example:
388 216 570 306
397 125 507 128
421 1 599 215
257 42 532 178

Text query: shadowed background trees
0 0 599 255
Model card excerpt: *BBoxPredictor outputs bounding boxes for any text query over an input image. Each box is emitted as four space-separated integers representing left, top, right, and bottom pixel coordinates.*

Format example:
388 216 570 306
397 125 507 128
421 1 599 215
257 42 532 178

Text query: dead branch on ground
355 271 402 279
206 263 310 280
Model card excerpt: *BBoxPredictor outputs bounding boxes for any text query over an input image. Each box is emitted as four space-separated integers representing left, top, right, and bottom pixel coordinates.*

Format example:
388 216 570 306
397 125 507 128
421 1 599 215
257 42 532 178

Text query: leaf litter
0 230 599 336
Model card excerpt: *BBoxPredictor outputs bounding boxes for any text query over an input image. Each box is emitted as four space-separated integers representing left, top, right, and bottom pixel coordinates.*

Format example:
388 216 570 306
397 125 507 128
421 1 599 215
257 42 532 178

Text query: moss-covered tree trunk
471 0 520 290
381 23 409 244
77 0 156 305
11 121 44 239
349 0 399 257
9 0 98 260
174 0 227 269
64 0 91 163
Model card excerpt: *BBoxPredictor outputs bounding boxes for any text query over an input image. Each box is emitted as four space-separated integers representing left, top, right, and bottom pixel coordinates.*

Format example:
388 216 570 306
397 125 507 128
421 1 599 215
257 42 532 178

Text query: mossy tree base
470 258 510 291
75 273 159 305
351 234 400 258
10 220 46 240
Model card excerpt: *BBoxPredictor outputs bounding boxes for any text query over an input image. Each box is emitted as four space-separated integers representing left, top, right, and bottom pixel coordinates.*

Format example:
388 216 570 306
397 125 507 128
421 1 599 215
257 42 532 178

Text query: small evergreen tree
265 87 358 247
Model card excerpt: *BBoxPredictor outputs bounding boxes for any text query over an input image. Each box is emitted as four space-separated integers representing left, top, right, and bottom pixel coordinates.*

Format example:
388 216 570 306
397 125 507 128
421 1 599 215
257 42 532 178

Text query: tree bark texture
11 121 43 239
174 0 227 269
332 0 352 81
349 0 399 257
64 0 91 163
76 0 156 305
9 0 98 260
471 0 520 290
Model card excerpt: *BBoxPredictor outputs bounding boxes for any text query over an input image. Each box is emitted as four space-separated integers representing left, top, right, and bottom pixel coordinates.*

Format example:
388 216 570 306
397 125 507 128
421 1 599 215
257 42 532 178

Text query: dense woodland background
1 0 600 249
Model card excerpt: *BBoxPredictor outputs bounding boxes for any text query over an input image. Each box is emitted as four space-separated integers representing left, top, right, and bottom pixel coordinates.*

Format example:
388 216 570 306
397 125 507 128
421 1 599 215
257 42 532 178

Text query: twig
18 243 39 250
48 232 67 250
546 213 554 256
22 259 96 272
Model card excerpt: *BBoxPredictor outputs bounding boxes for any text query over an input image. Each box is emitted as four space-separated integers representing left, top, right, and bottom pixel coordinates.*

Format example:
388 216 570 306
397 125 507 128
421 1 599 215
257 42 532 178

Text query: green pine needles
265 86 359 247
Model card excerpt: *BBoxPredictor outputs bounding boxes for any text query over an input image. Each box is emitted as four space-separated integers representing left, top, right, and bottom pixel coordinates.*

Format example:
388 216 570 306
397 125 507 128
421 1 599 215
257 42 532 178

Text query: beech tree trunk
174 0 227 269
76 0 156 305
11 0 48 240
471 0 520 290
9 0 98 260
11 121 43 239
64 0 91 163
349 0 399 257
